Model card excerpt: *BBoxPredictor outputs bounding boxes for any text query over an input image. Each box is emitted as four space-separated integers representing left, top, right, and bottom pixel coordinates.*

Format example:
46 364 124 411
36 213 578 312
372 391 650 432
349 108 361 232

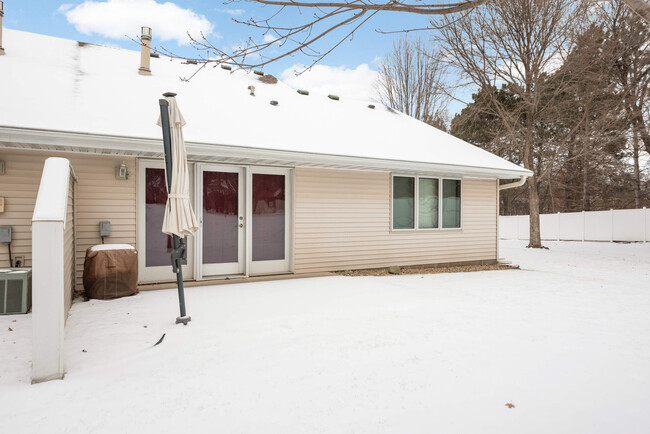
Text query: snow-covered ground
1 241 649 433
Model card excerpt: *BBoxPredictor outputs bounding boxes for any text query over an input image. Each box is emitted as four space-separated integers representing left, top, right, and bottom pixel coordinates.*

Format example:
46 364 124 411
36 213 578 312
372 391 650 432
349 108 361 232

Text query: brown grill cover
83 246 138 299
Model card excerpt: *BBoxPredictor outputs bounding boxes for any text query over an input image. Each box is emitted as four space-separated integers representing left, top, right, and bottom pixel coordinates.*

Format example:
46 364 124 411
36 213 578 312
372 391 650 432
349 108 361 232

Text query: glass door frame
248 166 293 276
137 160 293 282
137 159 194 283
195 163 246 279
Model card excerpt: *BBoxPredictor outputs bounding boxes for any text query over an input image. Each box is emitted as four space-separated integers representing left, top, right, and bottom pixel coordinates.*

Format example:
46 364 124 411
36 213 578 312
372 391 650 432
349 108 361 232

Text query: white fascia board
0 126 533 179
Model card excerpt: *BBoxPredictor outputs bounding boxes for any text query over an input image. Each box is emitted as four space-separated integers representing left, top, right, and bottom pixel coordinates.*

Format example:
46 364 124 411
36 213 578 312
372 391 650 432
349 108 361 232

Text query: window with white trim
392 175 461 230
392 176 415 229
442 179 461 228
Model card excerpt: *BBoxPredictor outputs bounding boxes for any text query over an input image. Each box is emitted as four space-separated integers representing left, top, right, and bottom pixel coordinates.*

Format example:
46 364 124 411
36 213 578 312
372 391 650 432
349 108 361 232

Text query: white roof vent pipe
138 26 152 76
0 1 6 56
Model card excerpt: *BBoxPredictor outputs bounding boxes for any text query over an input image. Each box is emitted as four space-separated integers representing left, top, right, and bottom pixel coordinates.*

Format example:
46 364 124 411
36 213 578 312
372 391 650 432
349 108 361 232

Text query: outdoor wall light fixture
115 162 129 180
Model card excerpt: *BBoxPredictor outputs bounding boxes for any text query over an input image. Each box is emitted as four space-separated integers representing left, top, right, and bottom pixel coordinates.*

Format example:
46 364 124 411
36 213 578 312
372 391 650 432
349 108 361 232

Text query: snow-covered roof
0 29 531 178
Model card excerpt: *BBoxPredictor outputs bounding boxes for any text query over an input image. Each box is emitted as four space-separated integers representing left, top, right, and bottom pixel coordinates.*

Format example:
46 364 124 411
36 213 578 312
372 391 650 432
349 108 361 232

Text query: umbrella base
175 315 191 325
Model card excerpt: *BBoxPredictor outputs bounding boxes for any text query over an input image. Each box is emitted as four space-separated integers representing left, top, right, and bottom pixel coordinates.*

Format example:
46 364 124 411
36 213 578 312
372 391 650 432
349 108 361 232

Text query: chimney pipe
0 1 6 56
138 26 152 75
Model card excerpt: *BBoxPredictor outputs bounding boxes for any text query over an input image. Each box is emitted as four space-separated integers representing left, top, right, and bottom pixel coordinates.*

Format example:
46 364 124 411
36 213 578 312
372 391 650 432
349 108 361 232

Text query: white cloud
263 34 276 43
62 0 215 45
58 4 74 13
220 8 245 16
280 64 379 101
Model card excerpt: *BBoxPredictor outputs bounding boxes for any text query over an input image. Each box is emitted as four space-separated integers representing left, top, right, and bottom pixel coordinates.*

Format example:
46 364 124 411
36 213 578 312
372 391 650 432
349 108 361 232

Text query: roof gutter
0 125 533 179
499 175 527 191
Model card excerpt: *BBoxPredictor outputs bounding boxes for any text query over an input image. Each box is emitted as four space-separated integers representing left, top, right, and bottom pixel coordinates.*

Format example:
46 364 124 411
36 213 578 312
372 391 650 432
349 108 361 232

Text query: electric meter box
99 221 111 238
0 226 11 243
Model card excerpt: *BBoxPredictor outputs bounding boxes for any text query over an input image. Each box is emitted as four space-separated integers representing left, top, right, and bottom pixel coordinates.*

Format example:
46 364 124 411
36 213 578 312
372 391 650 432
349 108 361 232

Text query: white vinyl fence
31 157 77 383
500 208 648 242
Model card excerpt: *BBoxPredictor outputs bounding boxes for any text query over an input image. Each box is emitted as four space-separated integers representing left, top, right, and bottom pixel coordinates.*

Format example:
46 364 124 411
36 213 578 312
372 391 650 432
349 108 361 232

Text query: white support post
31 221 65 382
643 207 648 244
610 209 614 243
557 211 561 241
30 157 72 383
582 210 585 242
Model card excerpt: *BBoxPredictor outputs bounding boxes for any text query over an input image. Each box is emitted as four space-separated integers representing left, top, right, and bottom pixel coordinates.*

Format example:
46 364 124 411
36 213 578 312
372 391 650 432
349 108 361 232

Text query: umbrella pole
159 94 191 326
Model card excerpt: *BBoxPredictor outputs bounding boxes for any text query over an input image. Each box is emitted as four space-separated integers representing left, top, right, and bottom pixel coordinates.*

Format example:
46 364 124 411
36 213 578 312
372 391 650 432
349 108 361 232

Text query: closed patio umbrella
157 92 198 325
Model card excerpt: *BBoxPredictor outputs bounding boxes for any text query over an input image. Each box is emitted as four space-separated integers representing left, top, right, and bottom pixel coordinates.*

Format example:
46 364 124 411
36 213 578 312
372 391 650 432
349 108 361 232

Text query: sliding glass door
139 161 291 282
198 165 245 276
249 168 291 275
138 160 194 282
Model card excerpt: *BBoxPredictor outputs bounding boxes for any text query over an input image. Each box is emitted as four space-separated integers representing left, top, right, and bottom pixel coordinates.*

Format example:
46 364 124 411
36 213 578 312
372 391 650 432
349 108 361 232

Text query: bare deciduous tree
373 37 449 128
435 0 591 248
155 1 488 71
151 0 649 74
603 1 650 155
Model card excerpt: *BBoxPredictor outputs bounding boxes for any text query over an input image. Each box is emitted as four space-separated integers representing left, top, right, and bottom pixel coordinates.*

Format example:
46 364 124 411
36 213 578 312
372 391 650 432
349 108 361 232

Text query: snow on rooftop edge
0 29 531 177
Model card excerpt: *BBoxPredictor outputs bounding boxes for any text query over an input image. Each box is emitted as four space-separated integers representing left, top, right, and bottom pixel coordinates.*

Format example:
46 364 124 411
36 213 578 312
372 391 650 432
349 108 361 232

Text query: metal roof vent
368 104 375 109
270 100 278 106
328 94 339 101
221 64 232 71
297 89 309 96
254 70 264 76
248 85 255 96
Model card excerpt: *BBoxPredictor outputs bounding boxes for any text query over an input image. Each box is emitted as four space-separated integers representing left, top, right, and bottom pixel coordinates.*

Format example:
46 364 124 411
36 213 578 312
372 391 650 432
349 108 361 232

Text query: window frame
391 174 463 232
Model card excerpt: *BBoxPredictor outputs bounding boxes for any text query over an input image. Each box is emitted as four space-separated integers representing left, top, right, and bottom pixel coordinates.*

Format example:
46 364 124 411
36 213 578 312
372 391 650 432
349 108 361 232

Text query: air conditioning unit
0 268 32 315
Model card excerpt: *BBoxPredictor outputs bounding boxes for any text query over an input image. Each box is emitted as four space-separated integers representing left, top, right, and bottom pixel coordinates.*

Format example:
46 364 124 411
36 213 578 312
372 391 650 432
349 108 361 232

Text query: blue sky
3 0 470 113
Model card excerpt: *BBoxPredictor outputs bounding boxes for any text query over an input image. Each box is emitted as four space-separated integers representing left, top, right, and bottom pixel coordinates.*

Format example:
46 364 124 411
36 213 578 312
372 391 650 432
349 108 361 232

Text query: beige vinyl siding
63 173 75 315
294 168 497 273
0 149 136 294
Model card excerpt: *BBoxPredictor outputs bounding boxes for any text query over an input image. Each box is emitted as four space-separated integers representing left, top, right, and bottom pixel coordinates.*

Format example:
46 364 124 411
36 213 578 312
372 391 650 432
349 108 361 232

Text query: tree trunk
527 175 543 248
633 130 642 208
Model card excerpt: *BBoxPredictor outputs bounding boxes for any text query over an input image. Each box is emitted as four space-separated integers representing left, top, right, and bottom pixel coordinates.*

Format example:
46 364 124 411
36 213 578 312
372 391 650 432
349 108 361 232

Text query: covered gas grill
83 244 138 300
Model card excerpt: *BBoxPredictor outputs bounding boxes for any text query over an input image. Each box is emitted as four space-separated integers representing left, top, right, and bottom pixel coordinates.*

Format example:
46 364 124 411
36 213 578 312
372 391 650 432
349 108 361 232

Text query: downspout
498 176 527 254
499 176 527 191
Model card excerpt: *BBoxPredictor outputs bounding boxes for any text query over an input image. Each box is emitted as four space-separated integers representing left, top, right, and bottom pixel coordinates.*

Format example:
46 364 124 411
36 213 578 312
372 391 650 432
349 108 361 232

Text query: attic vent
151 52 160 58
221 64 232 71
368 104 375 109
270 100 278 106
254 70 264 76
328 94 339 101
297 89 309 96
